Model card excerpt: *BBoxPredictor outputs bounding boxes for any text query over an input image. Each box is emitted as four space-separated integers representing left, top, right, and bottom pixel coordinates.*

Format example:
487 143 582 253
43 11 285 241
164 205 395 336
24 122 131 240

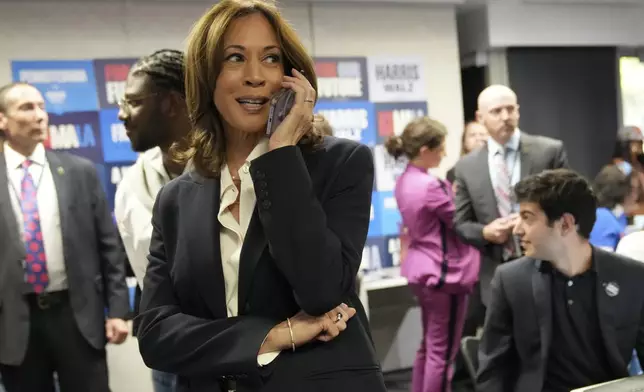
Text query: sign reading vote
46 112 102 162
99 108 137 163
12 60 99 114
375 101 428 143
93 58 138 109
367 56 426 103
314 57 369 102
314 101 376 146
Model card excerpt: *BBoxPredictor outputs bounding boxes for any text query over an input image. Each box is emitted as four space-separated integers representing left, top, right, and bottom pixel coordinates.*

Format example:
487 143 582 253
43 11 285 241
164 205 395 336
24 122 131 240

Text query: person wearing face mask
114 49 190 392
134 1 386 391
386 117 480 392
446 121 488 185
477 169 644 392
588 165 635 251
452 85 569 344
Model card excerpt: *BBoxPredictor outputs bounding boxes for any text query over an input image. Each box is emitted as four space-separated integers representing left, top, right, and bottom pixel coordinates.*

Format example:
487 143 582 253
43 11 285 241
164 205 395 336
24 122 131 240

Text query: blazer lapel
0 153 23 248
594 249 625 374
186 174 228 318
532 260 552 363
237 208 267 315
46 152 73 243
519 133 535 179
475 146 499 221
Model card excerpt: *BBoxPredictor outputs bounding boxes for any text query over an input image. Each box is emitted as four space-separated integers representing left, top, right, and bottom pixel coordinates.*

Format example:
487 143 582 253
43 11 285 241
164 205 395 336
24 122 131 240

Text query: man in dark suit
453 85 569 337
0 82 130 392
477 169 644 392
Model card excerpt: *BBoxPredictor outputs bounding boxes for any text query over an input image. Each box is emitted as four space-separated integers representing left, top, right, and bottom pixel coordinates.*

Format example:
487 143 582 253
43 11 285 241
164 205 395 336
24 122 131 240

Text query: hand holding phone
266 88 296 137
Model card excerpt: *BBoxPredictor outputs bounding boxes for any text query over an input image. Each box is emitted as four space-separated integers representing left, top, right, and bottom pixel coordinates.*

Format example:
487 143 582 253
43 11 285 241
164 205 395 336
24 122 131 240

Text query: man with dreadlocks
114 49 190 392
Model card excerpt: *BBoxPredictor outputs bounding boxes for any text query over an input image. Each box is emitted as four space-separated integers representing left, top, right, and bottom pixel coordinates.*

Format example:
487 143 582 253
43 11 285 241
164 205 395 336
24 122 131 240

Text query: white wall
0 0 464 171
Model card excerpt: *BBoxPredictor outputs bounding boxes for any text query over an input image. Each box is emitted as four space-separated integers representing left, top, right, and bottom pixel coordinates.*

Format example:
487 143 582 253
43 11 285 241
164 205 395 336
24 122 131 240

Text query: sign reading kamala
367 57 426 103
314 101 376 146
375 101 428 143
93 58 138 109
11 60 99 114
314 57 369 102
46 112 102 162
99 108 138 163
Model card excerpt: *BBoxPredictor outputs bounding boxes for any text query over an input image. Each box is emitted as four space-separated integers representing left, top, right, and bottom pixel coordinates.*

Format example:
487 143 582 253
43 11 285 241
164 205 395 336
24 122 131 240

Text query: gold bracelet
286 317 295 352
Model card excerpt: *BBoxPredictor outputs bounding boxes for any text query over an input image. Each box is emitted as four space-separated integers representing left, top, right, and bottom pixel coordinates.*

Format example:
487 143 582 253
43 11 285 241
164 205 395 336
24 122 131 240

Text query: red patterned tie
493 149 517 260
20 159 49 293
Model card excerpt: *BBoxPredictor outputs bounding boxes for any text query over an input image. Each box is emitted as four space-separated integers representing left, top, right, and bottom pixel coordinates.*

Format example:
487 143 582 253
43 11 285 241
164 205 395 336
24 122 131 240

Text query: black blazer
136 137 386 392
453 132 568 304
477 248 644 392
0 150 129 366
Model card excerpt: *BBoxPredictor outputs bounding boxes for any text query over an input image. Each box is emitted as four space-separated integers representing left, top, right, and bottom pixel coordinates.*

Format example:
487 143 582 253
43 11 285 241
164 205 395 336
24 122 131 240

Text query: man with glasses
114 49 190 392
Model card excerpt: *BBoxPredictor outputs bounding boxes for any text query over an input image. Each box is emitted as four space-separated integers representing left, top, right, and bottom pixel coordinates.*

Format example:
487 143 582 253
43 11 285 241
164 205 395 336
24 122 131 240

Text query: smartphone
266 88 296 137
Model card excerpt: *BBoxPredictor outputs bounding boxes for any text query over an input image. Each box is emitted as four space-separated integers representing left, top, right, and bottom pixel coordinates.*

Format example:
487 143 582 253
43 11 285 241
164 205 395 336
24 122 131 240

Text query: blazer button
262 200 271 209
255 170 266 180
260 190 269 199
257 181 268 190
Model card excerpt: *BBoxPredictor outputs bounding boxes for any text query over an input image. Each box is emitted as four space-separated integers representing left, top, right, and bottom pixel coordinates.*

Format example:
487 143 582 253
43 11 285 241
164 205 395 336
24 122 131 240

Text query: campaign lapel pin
604 281 619 297
57 166 65 176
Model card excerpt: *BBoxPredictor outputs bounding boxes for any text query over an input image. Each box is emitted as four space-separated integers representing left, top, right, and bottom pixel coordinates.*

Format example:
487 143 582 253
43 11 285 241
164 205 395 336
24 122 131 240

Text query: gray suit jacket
0 150 129 366
477 248 644 392
453 132 568 304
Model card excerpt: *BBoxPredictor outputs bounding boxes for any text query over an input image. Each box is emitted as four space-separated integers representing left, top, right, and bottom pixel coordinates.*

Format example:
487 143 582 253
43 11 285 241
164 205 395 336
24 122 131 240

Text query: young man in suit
477 168 644 392
453 85 569 338
0 82 130 392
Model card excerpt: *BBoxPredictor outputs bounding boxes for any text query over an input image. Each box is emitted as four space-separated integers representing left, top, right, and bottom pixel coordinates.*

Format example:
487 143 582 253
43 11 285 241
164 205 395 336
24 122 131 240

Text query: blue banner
99 108 137 163
46 111 102 162
314 101 376 147
372 191 402 237
102 161 135 211
11 60 99 114
374 101 428 143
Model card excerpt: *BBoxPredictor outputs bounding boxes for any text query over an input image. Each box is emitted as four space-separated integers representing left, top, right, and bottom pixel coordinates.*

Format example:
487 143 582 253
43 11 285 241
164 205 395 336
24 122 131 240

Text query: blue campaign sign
368 192 381 238
11 60 99 114
46 111 103 163
374 101 428 143
99 108 138 163
381 235 403 268
103 161 135 211
93 58 138 109
314 57 369 102
314 101 377 147
362 237 388 272
372 191 402 237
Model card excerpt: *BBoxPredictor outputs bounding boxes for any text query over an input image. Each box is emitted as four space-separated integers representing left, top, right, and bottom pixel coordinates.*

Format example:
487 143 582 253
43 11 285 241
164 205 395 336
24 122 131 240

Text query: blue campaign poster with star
11 60 99 114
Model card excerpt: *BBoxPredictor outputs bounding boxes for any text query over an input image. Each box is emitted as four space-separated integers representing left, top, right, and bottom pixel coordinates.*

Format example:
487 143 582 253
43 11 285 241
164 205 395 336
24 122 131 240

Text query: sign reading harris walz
11 60 99 114
367 56 426 103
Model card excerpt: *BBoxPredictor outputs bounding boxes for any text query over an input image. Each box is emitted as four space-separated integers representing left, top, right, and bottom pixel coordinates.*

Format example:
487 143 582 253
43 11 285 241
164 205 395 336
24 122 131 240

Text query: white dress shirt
4 141 67 292
218 137 279 365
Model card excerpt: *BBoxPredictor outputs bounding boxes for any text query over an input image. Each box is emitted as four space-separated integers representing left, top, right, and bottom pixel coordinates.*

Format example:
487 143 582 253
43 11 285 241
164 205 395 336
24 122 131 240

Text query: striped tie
493 148 517 260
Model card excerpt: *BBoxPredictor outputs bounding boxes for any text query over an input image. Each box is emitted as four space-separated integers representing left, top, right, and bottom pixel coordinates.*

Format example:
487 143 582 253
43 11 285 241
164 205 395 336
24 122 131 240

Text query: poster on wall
99 108 137 163
313 101 377 147
94 58 138 109
314 57 369 102
367 56 426 103
46 111 103 162
620 57 644 130
11 60 99 114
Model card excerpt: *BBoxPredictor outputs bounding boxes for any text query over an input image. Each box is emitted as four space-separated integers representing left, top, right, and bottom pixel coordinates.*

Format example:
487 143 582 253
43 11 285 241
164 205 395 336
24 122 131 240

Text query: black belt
25 290 69 310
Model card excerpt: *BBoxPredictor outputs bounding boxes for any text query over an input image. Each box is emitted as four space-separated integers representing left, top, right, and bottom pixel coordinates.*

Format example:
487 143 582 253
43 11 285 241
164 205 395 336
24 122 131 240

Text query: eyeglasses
117 92 161 113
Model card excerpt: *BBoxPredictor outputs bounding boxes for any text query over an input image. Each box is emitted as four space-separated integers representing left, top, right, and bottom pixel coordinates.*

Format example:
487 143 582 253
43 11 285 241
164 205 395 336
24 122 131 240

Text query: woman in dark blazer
135 1 386 391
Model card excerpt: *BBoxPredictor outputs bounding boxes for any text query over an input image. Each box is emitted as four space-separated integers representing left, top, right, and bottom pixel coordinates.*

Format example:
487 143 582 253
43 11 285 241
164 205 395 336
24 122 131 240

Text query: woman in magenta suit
386 117 480 392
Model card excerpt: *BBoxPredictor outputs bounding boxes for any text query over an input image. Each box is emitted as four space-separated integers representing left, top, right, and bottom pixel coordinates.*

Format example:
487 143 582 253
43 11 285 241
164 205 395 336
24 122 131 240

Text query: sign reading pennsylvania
93 58 138 109
11 60 99 114
314 57 368 102
99 108 138 163
45 111 102 162
314 101 376 147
